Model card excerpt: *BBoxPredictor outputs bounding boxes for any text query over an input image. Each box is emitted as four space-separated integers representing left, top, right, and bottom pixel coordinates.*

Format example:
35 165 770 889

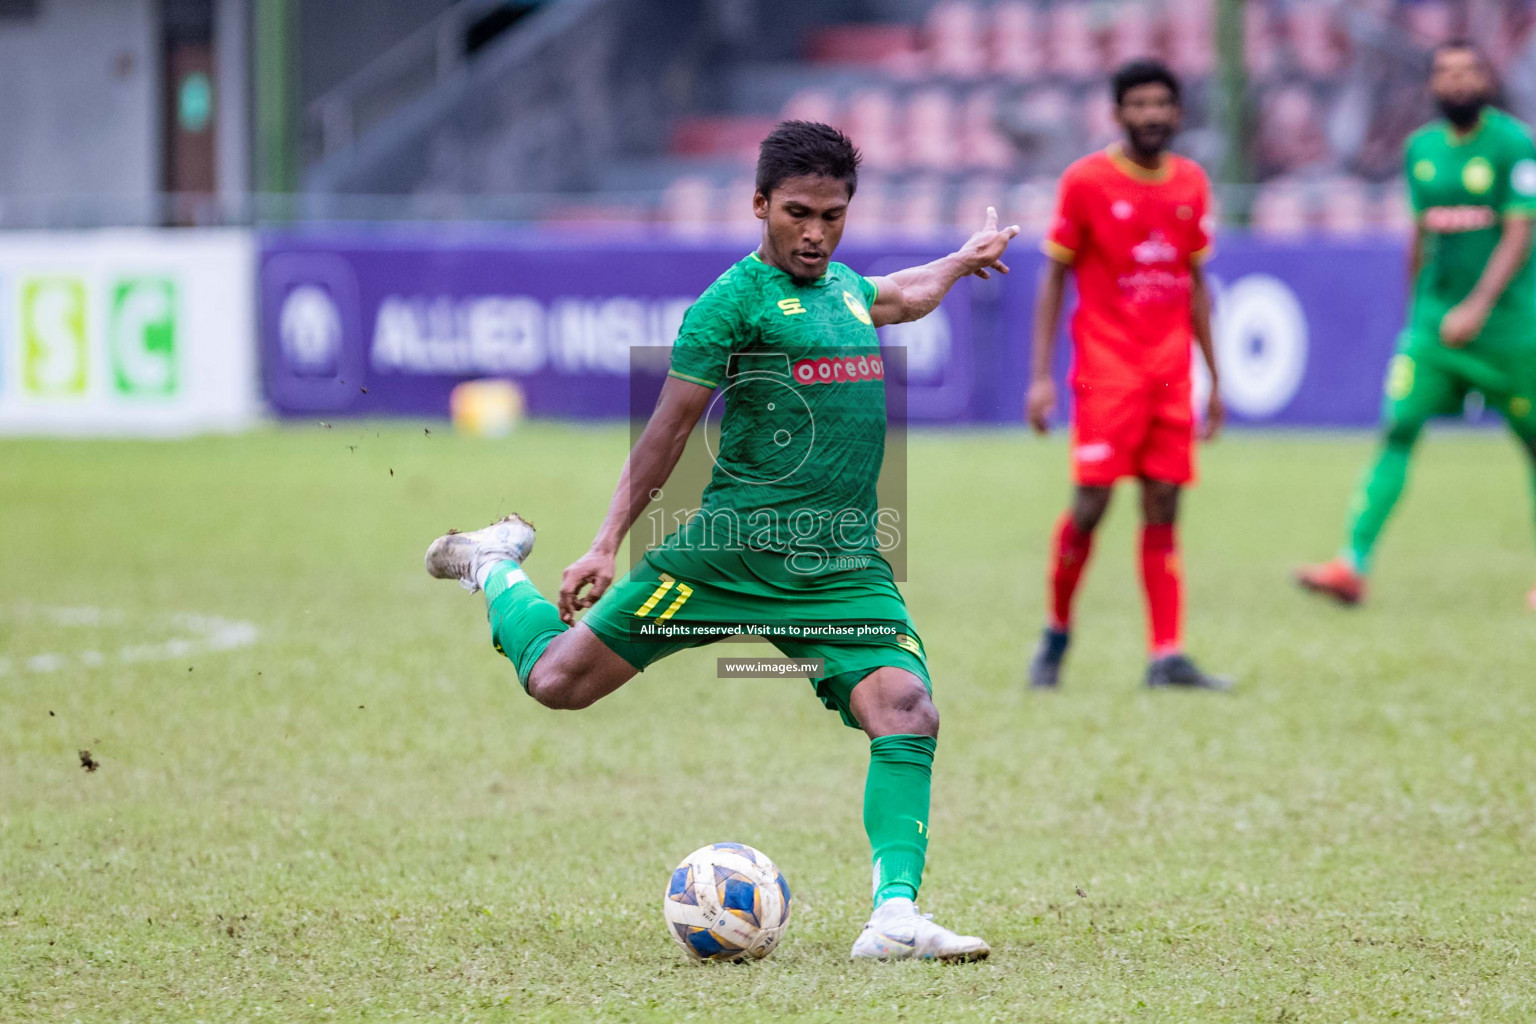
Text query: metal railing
0 184 1411 239
304 0 516 163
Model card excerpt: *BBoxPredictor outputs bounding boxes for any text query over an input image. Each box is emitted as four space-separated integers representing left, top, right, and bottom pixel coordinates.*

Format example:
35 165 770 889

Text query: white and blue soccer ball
662 842 792 961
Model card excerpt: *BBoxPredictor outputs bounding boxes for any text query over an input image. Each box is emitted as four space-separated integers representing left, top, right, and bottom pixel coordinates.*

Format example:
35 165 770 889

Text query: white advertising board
0 229 258 436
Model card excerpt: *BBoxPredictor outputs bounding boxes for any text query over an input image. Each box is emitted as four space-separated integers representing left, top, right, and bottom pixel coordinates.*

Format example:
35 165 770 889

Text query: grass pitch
3 422 1534 1022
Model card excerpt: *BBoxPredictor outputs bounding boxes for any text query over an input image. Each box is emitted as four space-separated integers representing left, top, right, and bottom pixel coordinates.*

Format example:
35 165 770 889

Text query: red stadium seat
1250 182 1311 238
1049 2 1100 79
1013 85 1075 154
720 177 761 239
1374 185 1414 237
907 87 961 171
781 88 840 128
805 23 922 68
1245 3 1278 78
848 175 892 239
894 177 947 238
1167 0 1215 77
926 0 987 79
1290 0 1345 78
1256 84 1330 176
1107 2 1160 67
1009 180 1058 235
1404 1 1456 48
1318 177 1370 236
990 1 1041 81
953 177 1007 233
847 86 903 170
659 176 717 237
960 88 1015 170
671 116 778 161
1081 92 1119 153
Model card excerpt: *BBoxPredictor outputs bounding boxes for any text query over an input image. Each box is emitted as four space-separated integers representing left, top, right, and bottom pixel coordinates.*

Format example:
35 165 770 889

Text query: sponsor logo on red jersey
1131 230 1180 265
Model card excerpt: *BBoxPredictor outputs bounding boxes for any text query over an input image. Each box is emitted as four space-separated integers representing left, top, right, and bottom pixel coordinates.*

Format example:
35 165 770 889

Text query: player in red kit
1025 60 1230 691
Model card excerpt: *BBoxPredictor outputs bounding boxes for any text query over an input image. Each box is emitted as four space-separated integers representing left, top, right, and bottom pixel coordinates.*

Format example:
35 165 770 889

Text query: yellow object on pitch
450 379 526 437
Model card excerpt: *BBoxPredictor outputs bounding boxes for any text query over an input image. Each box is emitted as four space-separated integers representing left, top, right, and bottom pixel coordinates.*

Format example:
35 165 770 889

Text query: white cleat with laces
849 897 991 962
423 514 537 592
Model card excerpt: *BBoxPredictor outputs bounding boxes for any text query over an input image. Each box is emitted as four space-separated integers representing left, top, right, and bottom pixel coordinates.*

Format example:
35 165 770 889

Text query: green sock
1343 430 1419 574
1518 434 1536 552
483 561 568 690
864 733 936 908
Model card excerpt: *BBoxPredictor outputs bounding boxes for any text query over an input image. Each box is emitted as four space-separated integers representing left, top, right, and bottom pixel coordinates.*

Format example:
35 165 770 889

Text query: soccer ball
662 842 792 961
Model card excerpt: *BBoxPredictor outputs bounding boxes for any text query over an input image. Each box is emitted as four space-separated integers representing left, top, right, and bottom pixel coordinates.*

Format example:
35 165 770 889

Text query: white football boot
850 897 991 962
423 514 537 592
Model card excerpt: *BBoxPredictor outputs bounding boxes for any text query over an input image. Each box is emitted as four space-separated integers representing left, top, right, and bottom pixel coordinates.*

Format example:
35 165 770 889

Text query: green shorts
580 542 930 730
1385 335 1536 432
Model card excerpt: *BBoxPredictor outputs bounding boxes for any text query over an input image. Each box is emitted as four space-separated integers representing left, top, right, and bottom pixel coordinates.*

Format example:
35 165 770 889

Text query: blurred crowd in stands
623 0 1536 239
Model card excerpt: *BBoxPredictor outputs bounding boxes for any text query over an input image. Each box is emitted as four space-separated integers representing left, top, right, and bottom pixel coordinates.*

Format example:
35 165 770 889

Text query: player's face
1431 48 1491 126
1115 82 1180 157
754 174 851 280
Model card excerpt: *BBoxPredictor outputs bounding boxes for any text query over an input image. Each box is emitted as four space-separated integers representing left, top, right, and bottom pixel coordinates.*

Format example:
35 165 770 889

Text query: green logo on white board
109 277 178 396
21 276 88 396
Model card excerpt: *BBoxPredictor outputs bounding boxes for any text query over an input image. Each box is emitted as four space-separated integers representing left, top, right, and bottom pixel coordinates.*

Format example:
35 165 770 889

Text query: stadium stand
293 0 1536 237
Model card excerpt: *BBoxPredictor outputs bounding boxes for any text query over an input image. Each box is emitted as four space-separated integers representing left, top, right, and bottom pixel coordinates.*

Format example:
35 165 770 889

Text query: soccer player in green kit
423 122 1019 960
1298 41 1536 608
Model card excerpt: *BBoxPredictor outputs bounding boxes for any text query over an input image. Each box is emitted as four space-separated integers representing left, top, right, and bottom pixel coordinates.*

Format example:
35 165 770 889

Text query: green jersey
1405 107 1536 348
666 252 888 565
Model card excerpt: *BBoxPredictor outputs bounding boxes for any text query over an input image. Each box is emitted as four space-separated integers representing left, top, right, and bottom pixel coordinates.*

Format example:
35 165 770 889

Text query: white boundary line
0 605 259 676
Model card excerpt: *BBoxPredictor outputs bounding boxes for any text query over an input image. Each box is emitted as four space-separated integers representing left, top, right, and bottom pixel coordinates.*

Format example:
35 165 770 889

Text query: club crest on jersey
1462 156 1494 194
1131 230 1179 264
1112 200 1134 219
842 290 873 325
793 354 884 385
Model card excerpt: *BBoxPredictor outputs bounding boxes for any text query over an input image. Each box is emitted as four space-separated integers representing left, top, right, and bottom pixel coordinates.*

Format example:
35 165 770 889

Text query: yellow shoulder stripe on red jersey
1041 239 1076 265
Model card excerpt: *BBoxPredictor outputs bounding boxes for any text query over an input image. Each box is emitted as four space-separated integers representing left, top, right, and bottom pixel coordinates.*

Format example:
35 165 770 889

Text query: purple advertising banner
260 231 1412 426
260 235 979 422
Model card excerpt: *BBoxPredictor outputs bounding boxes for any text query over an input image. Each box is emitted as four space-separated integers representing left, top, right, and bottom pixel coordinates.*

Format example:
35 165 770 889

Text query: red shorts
1070 379 1195 486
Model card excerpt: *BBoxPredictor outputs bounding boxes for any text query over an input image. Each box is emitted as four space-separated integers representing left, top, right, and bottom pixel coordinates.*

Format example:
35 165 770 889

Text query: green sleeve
859 274 881 309
668 281 744 389
1498 127 1536 217
1404 137 1428 214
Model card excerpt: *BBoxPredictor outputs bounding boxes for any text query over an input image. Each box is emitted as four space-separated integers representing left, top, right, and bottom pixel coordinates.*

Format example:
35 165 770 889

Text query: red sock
1140 524 1182 657
1048 513 1095 631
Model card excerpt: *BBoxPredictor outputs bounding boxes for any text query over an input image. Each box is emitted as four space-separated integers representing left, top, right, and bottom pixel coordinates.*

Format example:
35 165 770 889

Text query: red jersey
1044 145 1213 387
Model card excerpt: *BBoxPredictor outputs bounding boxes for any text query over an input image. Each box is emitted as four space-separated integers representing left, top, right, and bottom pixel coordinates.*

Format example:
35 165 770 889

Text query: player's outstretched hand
1201 390 1225 441
1026 378 1056 434
558 547 616 624
958 206 1021 280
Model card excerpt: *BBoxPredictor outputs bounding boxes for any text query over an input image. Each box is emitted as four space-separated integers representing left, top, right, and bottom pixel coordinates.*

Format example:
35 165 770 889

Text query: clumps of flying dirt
78 750 99 773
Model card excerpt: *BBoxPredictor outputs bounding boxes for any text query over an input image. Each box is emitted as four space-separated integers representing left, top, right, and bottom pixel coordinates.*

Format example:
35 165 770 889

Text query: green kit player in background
1298 40 1536 609
423 122 1019 960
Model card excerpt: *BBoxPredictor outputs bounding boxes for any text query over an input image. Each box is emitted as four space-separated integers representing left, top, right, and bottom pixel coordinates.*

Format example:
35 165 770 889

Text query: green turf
3 423 1534 1022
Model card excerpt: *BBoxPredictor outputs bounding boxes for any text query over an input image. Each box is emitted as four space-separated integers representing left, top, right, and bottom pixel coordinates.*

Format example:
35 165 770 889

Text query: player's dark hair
1432 37 1487 64
1430 38 1504 109
1112 59 1181 106
755 121 861 199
